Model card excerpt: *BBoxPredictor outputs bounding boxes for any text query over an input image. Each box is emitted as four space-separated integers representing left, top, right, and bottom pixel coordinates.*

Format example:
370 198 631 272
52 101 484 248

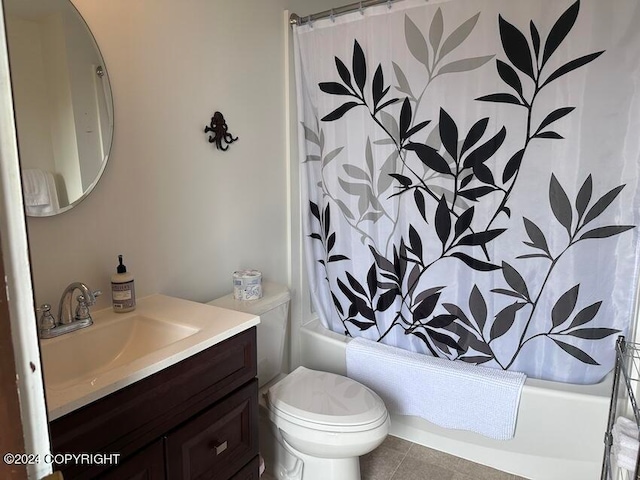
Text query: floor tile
390 455 455 480
264 435 520 480
452 475 528 480
405 443 461 470
360 441 407 480
454 457 515 480
380 434 414 454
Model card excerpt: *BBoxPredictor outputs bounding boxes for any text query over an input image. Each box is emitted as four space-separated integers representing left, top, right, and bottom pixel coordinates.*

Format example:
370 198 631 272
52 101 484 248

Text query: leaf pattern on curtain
299 0 637 382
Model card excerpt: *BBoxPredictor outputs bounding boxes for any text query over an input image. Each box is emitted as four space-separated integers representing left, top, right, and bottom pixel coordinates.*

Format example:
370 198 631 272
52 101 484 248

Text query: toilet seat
267 366 388 433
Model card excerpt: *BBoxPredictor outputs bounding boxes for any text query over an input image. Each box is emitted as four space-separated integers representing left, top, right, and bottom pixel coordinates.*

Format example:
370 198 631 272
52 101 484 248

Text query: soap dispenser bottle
111 255 136 312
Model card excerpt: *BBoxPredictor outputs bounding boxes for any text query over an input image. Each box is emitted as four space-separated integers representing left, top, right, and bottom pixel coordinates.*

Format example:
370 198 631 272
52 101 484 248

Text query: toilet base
260 405 364 480
279 439 361 480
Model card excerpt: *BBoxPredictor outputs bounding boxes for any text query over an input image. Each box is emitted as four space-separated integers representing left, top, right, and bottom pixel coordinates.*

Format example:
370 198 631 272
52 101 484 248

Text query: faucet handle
88 290 102 304
75 290 102 321
37 304 56 334
75 295 91 321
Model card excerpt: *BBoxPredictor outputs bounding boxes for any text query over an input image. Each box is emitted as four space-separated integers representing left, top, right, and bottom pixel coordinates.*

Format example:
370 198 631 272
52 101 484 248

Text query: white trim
285 9 316 371
0 2 51 478
284 9 294 293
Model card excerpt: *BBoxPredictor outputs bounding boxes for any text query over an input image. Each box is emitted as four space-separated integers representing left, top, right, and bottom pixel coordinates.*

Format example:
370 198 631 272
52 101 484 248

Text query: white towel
22 169 51 206
616 416 640 439
346 336 526 440
22 170 60 216
612 416 639 472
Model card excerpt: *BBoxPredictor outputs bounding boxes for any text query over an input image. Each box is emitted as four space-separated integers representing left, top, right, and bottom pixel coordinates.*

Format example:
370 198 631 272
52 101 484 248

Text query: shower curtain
294 0 640 384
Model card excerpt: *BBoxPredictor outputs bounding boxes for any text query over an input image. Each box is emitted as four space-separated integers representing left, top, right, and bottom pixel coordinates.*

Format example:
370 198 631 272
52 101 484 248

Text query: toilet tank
208 282 290 388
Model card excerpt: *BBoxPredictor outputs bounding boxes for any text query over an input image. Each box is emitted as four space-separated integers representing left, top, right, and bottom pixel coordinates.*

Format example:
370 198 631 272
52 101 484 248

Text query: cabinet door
99 440 165 480
166 380 258 480
229 456 260 480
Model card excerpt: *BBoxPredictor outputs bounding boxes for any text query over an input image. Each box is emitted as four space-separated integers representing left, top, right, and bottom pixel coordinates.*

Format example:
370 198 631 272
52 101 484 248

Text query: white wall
24 0 347 324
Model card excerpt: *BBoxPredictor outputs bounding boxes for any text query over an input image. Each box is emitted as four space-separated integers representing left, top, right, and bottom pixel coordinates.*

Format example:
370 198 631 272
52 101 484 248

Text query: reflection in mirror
4 0 113 216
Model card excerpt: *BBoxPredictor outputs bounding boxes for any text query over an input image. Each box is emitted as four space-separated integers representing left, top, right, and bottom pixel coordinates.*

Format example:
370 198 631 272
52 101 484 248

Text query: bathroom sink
40 294 260 421
41 313 199 389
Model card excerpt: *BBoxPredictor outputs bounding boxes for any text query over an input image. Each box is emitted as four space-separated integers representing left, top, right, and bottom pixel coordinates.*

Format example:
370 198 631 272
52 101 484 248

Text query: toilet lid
267 366 387 428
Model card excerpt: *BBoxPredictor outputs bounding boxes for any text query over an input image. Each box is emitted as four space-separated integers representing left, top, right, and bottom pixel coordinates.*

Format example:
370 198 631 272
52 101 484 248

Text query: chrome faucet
38 282 101 339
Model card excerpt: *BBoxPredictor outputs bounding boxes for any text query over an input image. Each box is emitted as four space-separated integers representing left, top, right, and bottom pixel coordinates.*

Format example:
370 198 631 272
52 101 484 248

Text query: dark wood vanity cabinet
49 327 258 480
165 381 257 479
99 440 166 480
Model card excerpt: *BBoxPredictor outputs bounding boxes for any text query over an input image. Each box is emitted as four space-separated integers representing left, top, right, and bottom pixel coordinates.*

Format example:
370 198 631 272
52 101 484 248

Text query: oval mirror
4 0 113 217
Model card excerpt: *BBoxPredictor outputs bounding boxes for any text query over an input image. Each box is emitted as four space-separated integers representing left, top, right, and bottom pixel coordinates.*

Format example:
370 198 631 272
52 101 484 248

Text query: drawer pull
214 441 228 455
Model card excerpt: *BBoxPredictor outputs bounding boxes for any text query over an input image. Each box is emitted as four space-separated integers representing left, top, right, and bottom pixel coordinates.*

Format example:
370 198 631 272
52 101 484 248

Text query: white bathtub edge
299 318 609 480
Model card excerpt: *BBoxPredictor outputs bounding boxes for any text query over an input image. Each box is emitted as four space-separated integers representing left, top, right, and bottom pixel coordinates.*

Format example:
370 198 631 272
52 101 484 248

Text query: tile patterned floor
359 435 528 480
262 435 528 479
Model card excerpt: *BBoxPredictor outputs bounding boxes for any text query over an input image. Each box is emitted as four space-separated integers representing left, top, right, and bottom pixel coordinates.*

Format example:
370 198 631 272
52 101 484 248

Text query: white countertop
42 294 259 420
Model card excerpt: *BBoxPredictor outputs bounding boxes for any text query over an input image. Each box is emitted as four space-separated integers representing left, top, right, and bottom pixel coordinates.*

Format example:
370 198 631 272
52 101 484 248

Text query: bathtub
299 318 612 480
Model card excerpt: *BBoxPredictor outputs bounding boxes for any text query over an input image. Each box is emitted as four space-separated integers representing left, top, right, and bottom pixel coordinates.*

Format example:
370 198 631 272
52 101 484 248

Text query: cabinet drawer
166 380 258 480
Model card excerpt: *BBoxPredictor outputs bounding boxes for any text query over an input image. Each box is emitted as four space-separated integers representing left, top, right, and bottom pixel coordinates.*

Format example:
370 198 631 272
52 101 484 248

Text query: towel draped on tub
346 336 526 440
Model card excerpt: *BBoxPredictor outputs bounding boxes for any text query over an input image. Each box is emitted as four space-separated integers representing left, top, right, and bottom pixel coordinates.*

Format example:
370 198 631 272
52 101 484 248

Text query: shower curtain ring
359 1 364 15
330 9 335 22
387 0 393 9
307 15 313 27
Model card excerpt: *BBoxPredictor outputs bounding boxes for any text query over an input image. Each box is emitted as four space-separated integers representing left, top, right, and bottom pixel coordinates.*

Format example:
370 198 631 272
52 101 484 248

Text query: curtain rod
290 0 398 27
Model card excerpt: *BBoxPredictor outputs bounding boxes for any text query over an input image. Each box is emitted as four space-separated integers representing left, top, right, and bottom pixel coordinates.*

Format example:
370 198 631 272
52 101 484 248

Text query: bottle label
112 280 135 309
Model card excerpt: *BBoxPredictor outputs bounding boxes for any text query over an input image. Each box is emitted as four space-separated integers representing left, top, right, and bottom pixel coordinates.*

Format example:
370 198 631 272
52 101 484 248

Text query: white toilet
209 282 389 480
